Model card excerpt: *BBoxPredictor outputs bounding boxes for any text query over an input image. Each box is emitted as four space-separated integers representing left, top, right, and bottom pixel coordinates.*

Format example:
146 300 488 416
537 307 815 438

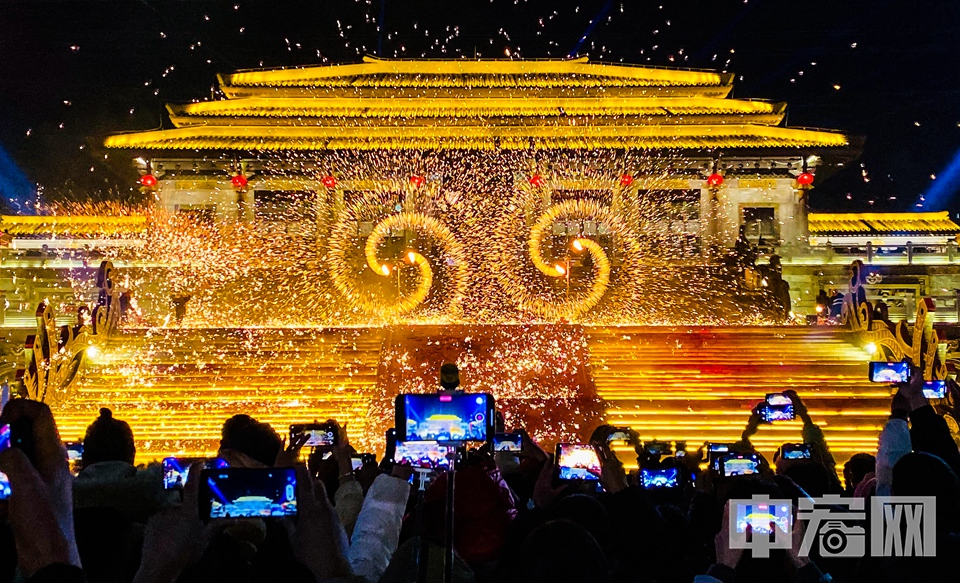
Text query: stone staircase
47 324 889 468
587 326 888 468
51 327 385 459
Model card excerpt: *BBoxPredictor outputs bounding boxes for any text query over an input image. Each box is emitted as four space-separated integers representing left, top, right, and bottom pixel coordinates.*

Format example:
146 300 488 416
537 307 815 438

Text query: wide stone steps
586 327 886 467
50 328 385 458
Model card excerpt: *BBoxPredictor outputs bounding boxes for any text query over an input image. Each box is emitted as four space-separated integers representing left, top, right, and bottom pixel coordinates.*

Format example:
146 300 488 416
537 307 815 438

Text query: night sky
1 0 958 214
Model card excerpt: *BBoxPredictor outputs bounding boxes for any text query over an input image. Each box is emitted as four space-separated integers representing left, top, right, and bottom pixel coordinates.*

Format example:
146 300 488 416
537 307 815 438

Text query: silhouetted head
516 520 608 583
440 363 460 390
220 414 281 466
893 452 960 532
844 453 876 493
82 408 135 467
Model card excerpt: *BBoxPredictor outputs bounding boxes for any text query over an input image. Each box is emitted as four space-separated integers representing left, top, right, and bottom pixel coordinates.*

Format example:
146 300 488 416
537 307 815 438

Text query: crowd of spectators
0 366 957 583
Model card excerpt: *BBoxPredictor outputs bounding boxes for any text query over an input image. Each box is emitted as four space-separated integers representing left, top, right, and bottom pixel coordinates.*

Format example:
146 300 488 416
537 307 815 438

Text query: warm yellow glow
328 211 468 319
865 342 877 355
0 215 148 236
105 123 850 151
808 211 960 235
572 239 585 252
221 56 730 89
553 263 567 276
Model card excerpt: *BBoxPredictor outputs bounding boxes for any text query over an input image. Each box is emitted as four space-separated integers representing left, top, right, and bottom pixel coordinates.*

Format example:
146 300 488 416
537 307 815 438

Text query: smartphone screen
350 454 374 471
493 432 523 452
200 468 297 519
397 393 494 443
869 361 909 383
556 444 602 481
644 441 672 456
393 441 454 470
735 502 792 535
779 443 811 460
65 442 83 475
163 457 228 490
606 431 630 443
640 468 679 488
290 424 336 447
706 442 730 469
923 380 947 399
0 425 10 453
0 472 9 500
722 454 761 477
762 394 795 422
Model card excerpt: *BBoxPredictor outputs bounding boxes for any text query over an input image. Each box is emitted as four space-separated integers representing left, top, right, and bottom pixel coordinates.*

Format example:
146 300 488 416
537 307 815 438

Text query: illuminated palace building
2 58 959 463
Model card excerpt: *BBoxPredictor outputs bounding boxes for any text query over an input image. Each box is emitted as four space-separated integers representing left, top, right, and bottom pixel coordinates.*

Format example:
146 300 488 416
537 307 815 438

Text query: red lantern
321 175 337 188
231 174 248 189
139 174 158 188
529 175 545 188
619 174 634 187
706 173 724 187
410 175 425 187
797 172 815 186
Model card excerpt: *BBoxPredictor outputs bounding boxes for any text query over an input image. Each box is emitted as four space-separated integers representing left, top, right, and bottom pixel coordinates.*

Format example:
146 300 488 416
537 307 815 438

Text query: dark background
1 0 958 214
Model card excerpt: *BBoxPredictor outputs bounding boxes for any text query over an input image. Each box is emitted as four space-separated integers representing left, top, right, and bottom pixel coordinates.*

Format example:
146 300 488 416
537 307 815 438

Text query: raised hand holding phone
0 400 80 577
134 462 215 583
282 465 351 582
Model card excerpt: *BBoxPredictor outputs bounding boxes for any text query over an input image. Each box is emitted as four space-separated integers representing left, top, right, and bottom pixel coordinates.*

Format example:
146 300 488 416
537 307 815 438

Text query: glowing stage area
46 324 884 470
4 58 956 472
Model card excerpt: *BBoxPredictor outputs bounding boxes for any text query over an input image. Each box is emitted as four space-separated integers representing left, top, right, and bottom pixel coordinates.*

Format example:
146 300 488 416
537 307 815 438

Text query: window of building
742 206 778 239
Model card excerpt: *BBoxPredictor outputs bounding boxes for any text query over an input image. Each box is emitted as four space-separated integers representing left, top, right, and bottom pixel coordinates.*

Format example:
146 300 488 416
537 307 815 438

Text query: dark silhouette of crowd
0 364 957 583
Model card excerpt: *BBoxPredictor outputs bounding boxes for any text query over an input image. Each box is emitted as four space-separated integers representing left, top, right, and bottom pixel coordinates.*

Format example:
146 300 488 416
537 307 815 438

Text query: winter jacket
876 417 911 497
72 461 174 522
335 478 364 538
347 474 411 583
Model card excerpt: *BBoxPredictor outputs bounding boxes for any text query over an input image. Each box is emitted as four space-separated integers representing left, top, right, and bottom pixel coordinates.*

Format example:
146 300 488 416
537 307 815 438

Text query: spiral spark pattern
498 197 644 321
329 210 467 318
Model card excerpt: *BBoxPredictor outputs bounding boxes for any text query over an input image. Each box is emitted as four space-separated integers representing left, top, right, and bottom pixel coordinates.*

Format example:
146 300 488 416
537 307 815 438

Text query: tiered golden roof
808 212 960 236
0 215 148 237
105 56 850 151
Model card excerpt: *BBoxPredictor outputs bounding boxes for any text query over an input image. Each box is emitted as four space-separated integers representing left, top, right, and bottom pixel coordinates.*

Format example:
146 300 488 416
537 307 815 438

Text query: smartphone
923 380 947 399
869 361 910 383
393 441 454 470
162 457 229 490
735 501 792 535
556 443 602 481
0 472 9 500
351 453 376 471
384 428 397 463
8 418 35 463
0 424 10 453
493 432 523 452
779 443 811 460
606 430 631 443
706 442 731 470
395 393 495 443
721 453 761 477
64 441 83 476
199 467 297 519
762 393 795 422
644 440 672 456
290 423 337 447
640 468 679 489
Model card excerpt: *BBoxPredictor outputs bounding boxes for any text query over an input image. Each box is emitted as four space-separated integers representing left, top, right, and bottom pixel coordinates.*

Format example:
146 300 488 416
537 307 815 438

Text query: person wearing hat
440 363 460 390
73 408 171 522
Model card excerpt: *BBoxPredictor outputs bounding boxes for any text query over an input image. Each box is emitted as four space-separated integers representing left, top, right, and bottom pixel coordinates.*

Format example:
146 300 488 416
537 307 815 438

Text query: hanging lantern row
140 170 814 190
